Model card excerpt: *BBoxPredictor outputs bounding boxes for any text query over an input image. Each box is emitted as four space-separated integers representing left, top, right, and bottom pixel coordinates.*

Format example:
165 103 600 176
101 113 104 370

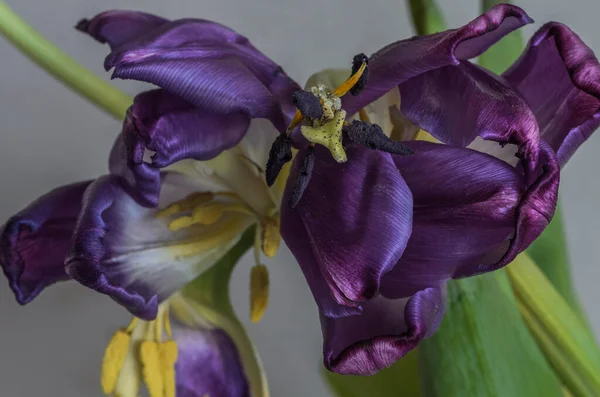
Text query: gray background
0 0 598 396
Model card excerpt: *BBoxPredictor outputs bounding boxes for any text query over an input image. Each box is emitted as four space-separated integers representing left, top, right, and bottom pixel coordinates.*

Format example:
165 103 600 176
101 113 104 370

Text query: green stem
0 1 132 120
407 0 447 36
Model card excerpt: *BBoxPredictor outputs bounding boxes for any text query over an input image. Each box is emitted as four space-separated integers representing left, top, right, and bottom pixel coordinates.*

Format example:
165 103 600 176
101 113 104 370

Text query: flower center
158 190 281 323
101 305 176 397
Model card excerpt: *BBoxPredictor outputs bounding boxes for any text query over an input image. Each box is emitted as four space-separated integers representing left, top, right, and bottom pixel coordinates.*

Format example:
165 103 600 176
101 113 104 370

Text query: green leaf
324 350 421 397
478 0 525 74
507 254 600 396
407 0 447 36
419 272 563 397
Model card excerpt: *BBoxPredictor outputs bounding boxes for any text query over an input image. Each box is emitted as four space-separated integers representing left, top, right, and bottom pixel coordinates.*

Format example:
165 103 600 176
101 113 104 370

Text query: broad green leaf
479 0 525 74
419 272 563 397
407 0 446 35
507 254 600 396
324 350 421 397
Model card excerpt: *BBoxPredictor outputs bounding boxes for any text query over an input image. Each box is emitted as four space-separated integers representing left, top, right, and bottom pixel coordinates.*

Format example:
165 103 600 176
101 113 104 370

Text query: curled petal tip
75 18 90 33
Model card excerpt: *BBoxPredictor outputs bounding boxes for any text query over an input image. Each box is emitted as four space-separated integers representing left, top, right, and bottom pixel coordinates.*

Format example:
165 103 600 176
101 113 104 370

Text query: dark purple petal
379 142 525 297
174 323 250 397
343 4 532 115
0 181 92 304
116 89 250 206
281 146 413 317
65 174 251 320
322 287 445 375
504 22 600 167
76 10 168 48
80 11 300 131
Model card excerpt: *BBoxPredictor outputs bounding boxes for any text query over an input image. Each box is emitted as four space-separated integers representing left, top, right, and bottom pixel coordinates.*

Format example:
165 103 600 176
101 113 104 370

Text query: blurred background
0 0 598 396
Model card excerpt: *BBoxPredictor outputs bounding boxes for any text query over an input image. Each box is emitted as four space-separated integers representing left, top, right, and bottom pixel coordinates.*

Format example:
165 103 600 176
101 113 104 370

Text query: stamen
163 307 173 340
301 110 347 163
290 145 315 209
286 110 305 136
156 192 214 218
332 55 368 98
265 133 293 187
168 203 253 231
140 341 164 397
261 215 281 258
349 53 369 96
159 341 178 397
344 120 414 155
250 264 269 323
101 328 132 395
359 108 371 123
292 90 324 119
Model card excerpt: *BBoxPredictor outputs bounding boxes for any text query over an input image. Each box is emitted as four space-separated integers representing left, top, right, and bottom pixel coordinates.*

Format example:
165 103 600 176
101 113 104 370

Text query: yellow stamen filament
168 216 250 258
250 264 270 323
164 307 173 340
160 341 178 397
286 109 305 136
169 201 255 231
359 108 371 123
101 329 132 395
140 341 164 397
156 192 214 218
332 61 367 97
301 109 348 163
261 216 281 258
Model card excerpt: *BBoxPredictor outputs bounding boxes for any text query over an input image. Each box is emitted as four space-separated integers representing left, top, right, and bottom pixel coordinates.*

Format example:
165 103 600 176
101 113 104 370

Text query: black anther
289 146 315 209
265 133 293 186
349 53 369 96
292 90 323 119
345 120 414 155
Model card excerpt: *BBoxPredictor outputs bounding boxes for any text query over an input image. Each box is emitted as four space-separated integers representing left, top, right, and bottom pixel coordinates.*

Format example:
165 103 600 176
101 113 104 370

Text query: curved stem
0 1 132 120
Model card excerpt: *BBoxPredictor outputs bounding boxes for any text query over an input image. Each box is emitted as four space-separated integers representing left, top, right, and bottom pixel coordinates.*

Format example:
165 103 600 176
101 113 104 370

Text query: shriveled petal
79 12 300 131
76 10 168 48
504 22 600 167
343 4 532 115
174 324 250 397
0 181 91 304
379 142 526 297
281 146 413 317
114 89 250 206
322 287 445 375
65 174 252 320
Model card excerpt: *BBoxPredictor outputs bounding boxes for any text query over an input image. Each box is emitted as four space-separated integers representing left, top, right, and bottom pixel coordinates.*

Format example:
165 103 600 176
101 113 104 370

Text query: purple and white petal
65 173 253 320
0 181 92 304
322 287 445 375
281 146 413 317
504 22 600 167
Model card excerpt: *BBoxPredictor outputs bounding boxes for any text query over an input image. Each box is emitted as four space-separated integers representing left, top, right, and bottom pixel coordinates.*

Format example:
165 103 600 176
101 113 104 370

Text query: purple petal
65 174 251 320
504 22 600 167
379 142 525 297
322 287 445 375
115 89 250 206
281 146 413 317
76 10 168 48
80 11 300 131
343 4 533 115
174 323 250 397
0 181 92 304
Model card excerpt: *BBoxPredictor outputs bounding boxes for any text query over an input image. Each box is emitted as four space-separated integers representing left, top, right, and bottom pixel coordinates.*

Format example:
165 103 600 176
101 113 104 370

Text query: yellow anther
160 341 178 397
332 61 367 97
156 192 214 218
250 264 270 323
140 341 164 397
301 109 348 163
101 329 131 395
192 202 225 225
261 216 281 258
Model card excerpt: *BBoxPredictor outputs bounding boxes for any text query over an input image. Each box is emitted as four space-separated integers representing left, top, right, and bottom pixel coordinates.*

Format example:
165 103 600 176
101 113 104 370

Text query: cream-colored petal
467 137 519 166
